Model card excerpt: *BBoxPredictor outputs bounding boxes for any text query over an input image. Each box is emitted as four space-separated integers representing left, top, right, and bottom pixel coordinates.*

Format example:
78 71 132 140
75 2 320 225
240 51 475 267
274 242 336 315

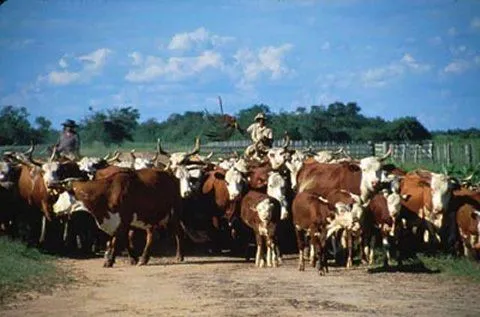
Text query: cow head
266 133 293 170
174 165 194 198
225 164 246 200
430 173 454 214
161 138 201 170
358 148 392 200
255 198 275 223
285 150 305 190
0 161 12 183
267 172 288 220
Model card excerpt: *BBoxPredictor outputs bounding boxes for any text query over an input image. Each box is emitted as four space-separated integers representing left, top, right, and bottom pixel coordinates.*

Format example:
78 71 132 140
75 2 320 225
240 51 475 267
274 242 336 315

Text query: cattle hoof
103 261 114 268
129 257 139 265
318 270 326 276
298 265 305 271
259 259 266 268
176 255 184 262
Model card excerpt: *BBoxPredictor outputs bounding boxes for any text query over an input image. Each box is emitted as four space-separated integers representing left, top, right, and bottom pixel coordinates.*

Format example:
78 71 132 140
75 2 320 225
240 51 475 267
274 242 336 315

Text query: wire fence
1 139 479 166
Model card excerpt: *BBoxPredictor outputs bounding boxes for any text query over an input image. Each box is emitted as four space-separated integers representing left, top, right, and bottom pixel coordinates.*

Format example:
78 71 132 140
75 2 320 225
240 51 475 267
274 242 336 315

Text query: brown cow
296 149 392 203
240 190 281 267
399 170 457 245
450 188 480 258
292 191 334 274
58 168 184 267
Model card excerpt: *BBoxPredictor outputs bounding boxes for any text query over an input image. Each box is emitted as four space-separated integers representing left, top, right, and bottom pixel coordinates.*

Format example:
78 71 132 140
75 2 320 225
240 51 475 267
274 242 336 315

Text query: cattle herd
0 137 479 274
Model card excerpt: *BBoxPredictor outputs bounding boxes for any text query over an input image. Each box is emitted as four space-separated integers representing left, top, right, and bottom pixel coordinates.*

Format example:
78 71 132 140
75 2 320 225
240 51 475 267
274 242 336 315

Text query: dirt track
2 255 479 317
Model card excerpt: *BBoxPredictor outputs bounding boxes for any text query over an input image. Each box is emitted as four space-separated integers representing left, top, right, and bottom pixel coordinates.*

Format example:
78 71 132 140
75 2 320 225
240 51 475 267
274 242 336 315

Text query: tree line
1 103 478 147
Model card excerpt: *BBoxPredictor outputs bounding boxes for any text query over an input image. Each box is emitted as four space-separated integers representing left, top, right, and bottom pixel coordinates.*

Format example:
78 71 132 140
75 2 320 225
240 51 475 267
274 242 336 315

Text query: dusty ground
2 254 479 317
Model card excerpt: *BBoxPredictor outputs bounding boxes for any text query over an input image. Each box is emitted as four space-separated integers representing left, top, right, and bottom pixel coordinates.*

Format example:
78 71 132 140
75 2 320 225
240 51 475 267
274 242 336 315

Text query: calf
240 190 281 268
292 191 334 274
450 188 480 258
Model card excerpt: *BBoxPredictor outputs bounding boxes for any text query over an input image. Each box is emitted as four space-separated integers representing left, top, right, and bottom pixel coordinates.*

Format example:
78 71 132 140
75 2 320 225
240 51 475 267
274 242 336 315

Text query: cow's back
297 162 362 196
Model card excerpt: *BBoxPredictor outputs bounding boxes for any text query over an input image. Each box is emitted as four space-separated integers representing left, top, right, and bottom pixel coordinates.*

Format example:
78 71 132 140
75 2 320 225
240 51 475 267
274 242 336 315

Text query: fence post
465 143 472 166
429 142 435 162
401 144 406 163
444 143 452 165
414 145 419 163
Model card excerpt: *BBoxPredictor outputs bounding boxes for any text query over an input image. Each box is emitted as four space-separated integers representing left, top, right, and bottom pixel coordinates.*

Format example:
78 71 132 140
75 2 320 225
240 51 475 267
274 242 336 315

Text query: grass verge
0 237 73 305
419 254 480 282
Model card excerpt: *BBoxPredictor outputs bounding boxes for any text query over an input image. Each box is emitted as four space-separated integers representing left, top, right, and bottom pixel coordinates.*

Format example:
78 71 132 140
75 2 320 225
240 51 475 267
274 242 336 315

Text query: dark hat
62 119 78 128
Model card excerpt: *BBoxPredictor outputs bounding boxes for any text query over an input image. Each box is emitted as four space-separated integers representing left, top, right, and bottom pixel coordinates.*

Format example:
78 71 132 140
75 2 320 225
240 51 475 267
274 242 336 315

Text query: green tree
388 117 431 141
0 106 35 145
81 107 140 146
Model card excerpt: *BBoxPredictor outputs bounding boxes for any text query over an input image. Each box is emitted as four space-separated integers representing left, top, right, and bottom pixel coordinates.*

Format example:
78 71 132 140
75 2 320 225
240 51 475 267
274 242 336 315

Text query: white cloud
58 57 68 69
167 27 234 51
361 64 404 88
471 17 480 29
46 71 81 85
447 27 457 37
128 52 143 66
78 48 112 72
321 41 331 51
125 50 224 83
234 44 293 86
400 53 431 72
41 48 112 86
444 59 471 74
361 53 430 88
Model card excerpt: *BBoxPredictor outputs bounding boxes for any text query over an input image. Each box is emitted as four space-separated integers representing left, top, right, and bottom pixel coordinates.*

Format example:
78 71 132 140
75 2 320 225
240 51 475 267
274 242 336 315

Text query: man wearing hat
242 112 273 157
55 119 80 159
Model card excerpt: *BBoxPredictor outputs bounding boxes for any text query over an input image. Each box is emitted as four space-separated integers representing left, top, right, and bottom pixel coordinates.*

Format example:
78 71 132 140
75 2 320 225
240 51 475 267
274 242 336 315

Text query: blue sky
0 0 479 131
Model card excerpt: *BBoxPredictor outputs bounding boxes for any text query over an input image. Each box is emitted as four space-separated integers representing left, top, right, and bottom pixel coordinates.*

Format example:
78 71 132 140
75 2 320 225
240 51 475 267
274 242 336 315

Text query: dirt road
2 255 479 317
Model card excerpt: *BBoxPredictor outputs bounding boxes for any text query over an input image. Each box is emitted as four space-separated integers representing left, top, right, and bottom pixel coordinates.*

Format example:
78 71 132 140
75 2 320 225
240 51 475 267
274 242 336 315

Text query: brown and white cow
240 190 281 268
294 148 393 202
399 170 458 245
292 191 334 274
450 188 480 258
57 168 184 267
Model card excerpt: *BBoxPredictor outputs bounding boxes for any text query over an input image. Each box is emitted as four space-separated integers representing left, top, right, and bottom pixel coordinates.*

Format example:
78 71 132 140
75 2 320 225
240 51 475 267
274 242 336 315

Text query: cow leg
346 230 353 269
313 231 327 276
295 228 305 271
39 215 47 245
254 233 265 268
103 237 116 267
382 234 391 267
127 229 139 265
138 228 153 266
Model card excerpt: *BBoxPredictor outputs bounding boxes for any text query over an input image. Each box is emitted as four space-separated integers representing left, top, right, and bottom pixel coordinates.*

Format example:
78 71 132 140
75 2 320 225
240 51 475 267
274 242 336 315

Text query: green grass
0 237 73 304
368 251 480 283
419 254 480 282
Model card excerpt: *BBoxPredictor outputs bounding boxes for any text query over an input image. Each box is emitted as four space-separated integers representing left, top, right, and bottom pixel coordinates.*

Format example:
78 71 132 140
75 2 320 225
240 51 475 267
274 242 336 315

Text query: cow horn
27 143 43 167
151 140 160 163
23 142 35 156
130 150 136 169
318 196 329 204
334 147 344 155
49 145 57 162
462 173 474 182
379 146 392 162
103 152 112 161
106 151 120 163
341 148 352 160
186 137 201 158
157 138 171 157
